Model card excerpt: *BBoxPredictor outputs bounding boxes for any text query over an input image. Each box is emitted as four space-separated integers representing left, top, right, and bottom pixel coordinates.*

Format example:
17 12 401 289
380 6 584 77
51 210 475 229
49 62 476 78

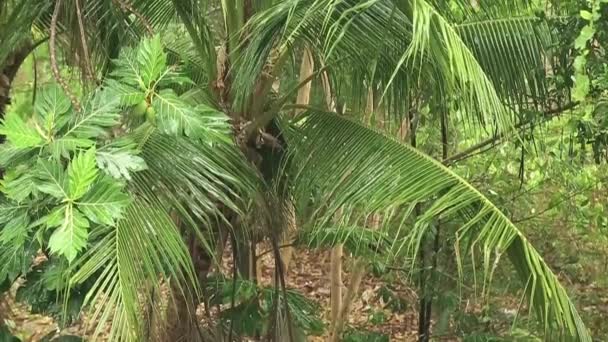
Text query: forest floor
4 244 608 341
2 246 429 341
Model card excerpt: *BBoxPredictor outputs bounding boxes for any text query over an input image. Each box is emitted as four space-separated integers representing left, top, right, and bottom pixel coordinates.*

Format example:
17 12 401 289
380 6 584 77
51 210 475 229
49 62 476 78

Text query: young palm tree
0 0 590 341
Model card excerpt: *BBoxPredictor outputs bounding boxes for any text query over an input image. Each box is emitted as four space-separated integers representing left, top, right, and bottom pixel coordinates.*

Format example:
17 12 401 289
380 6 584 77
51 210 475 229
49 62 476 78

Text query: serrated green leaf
48 204 89 263
0 242 37 284
0 213 30 246
40 205 68 228
0 143 36 168
68 147 99 200
35 84 72 133
0 202 27 225
47 136 94 159
76 177 130 226
0 111 45 148
152 89 198 135
152 89 234 142
96 149 147 180
36 159 68 199
62 89 121 139
110 47 146 89
103 79 146 106
138 34 167 86
0 167 37 202
0 143 34 167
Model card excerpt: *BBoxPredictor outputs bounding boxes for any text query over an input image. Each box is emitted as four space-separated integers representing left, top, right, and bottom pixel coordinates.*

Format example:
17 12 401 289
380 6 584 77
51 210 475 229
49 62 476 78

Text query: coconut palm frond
284 111 590 341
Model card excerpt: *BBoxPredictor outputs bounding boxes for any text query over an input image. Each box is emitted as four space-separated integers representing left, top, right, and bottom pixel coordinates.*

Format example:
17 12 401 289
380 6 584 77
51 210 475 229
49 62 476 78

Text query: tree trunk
275 47 314 281
329 213 378 341
329 244 343 331
329 258 365 342
0 43 32 116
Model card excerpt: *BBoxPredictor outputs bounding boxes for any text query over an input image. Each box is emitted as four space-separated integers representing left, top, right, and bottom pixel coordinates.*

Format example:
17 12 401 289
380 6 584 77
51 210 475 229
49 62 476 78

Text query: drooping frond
284 111 590 341
70 199 199 341
235 0 539 136
69 128 259 341
427 0 538 21
455 17 552 111
134 129 258 230
0 1 48 64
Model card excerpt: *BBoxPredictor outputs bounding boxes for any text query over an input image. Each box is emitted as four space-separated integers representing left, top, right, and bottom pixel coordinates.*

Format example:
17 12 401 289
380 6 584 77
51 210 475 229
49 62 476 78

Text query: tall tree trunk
275 47 314 280
0 43 32 116
329 213 379 341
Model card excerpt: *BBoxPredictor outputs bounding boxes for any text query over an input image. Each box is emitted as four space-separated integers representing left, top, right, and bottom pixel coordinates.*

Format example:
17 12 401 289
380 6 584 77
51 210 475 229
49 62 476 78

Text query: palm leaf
68 127 259 340
70 199 198 341
455 17 552 110
235 0 538 136
285 111 590 341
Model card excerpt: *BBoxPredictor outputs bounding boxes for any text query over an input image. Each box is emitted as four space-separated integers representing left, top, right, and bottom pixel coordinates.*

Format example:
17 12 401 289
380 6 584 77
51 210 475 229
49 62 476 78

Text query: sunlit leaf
76 177 130 226
35 159 68 199
48 204 89 263
68 147 99 200
0 111 45 148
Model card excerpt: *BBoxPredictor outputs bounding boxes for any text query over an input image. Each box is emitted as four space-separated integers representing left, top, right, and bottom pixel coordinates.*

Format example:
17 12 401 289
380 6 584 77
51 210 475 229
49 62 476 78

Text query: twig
443 102 579 165
112 0 154 36
31 51 37 106
512 177 608 223
75 0 96 82
257 243 296 258
50 0 81 112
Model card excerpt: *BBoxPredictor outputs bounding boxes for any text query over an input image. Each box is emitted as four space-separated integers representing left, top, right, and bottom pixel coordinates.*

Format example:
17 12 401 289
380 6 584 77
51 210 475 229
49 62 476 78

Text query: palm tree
0 0 590 341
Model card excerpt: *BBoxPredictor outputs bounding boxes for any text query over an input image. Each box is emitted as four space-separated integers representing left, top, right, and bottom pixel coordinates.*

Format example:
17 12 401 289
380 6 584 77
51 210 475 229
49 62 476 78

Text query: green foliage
343 329 389 342
285 112 589 340
105 34 230 142
206 275 325 338
0 81 137 265
0 34 248 340
15 261 87 326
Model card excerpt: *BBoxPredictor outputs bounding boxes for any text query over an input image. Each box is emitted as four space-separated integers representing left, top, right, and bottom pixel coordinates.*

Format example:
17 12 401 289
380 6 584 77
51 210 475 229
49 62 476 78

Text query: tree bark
275 47 314 280
0 43 32 116
329 244 343 331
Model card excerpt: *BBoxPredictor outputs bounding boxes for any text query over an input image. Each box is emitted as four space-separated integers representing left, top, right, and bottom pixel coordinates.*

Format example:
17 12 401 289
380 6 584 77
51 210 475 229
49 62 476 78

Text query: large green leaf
0 213 30 246
137 34 167 87
76 177 130 226
0 111 45 148
68 147 99 200
286 112 590 341
103 79 146 106
62 89 121 139
96 148 147 181
0 201 28 225
35 159 69 199
48 204 89 263
47 136 94 160
0 167 37 202
152 89 202 136
35 85 72 133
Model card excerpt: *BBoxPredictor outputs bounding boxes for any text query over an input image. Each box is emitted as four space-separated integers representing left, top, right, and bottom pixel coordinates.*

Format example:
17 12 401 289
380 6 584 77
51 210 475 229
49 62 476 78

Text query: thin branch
443 102 579 165
75 0 96 82
257 243 296 258
512 176 608 223
112 0 154 36
50 0 81 112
